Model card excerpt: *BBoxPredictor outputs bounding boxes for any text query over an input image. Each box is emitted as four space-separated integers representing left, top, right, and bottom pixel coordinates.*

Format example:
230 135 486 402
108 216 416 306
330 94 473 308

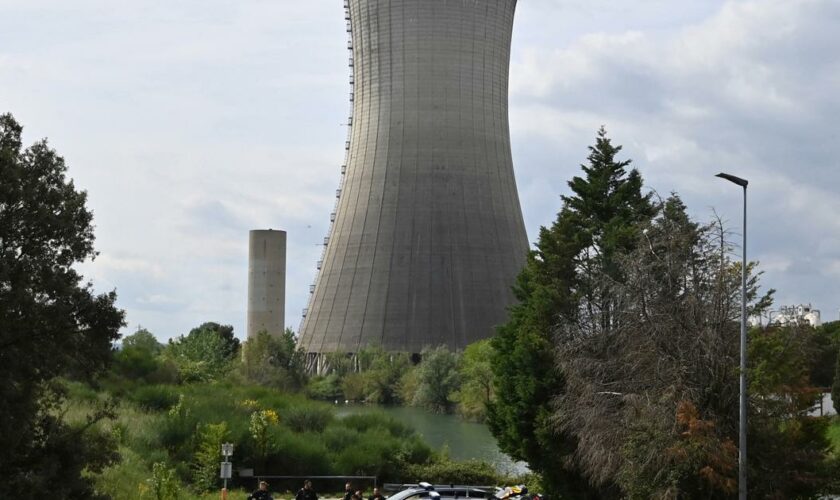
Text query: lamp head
715 172 748 187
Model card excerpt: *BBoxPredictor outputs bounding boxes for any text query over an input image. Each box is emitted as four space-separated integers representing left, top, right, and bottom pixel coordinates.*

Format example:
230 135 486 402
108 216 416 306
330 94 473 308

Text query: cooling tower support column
299 0 528 355
247 229 286 339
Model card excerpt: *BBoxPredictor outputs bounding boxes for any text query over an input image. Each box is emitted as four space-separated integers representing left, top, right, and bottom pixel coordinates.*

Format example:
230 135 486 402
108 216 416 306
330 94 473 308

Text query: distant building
770 304 822 328
247 229 286 339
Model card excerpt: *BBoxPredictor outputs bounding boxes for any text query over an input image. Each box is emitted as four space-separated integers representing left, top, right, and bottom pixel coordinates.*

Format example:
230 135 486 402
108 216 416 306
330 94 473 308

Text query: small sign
220 461 232 479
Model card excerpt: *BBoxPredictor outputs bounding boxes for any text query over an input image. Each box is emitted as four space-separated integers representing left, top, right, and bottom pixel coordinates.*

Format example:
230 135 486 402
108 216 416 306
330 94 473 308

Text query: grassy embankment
63 380 527 499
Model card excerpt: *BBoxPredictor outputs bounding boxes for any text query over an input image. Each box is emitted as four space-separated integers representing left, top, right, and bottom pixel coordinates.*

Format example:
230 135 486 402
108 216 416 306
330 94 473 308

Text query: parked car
384 483 494 500
384 482 541 500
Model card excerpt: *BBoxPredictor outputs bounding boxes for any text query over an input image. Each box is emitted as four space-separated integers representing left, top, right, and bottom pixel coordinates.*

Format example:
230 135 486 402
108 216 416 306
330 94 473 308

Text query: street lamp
715 172 748 500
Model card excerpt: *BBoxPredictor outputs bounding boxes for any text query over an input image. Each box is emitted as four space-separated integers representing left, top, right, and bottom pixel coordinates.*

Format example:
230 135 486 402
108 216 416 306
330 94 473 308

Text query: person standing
368 487 385 500
296 480 319 500
343 482 354 500
248 481 274 500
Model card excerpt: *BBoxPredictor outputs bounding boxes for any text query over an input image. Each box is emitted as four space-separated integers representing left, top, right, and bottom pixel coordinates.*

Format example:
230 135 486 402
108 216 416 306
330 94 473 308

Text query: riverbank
62 379 534 499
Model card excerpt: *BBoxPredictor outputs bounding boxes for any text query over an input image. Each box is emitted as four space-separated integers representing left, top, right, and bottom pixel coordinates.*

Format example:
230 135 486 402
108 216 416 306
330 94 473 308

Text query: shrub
264 427 333 475
144 461 181 500
340 412 415 438
413 346 461 413
130 385 179 411
157 395 197 460
284 405 333 433
240 329 307 390
146 359 181 385
63 379 101 403
306 374 343 400
192 422 229 492
399 367 420 405
115 345 161 380
342 372 370 401
403 458 500 485
322 425 362 452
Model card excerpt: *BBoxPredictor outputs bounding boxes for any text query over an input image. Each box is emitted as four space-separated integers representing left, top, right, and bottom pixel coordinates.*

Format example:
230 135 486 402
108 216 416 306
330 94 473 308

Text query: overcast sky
2 0 838 342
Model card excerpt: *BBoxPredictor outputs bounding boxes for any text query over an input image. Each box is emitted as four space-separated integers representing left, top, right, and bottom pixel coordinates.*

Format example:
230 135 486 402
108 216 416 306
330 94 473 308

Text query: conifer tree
487 128 655 497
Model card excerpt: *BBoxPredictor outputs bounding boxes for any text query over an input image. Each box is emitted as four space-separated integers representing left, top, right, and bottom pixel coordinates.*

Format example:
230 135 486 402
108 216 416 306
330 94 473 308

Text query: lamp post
715 172 748 500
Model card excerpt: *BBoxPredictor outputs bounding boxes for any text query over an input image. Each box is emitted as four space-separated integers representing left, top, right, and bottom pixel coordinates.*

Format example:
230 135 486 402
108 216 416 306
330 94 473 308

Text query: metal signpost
221 442 234 499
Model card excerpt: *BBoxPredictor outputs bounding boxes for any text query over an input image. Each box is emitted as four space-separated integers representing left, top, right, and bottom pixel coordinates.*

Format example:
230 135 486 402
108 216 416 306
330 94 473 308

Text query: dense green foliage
488 128 655 498
164 322 239 382
60 322 527 496
241 329 307 390
808 321 839 388
0 113 125 497
62 378 524 497
114 328 179 383
454 340 495 421
305 346 477 417
9 111 837 498
412 346 462 413
834 350 840 414
487 128 837 498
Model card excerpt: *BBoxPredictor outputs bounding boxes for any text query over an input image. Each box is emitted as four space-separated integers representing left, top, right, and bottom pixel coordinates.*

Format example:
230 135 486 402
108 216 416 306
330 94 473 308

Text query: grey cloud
510 0 840 314
3 0 838 340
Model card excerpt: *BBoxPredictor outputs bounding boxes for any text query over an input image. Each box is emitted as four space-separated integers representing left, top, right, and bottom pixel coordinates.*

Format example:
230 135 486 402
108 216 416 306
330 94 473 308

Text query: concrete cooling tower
299 0 528 356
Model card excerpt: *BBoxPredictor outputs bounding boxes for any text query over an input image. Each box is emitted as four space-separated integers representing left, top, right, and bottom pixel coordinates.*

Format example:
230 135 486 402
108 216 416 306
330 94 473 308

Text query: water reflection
335 405 528 475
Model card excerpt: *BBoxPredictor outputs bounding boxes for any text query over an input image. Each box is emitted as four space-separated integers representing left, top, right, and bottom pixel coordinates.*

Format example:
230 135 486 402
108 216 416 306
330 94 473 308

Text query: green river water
335 405 528 475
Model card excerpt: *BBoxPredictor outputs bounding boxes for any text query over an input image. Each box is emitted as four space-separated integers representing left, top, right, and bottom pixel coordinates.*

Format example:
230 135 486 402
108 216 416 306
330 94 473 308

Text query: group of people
248 479 385 500
341 482 385 500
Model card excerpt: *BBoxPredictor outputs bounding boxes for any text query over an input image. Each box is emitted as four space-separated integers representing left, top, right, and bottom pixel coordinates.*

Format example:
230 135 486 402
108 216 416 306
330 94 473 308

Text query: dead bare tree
551 196 771 498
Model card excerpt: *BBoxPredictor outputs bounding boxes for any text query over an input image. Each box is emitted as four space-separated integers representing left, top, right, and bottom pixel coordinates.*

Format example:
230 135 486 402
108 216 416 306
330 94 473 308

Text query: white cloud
3 0 838 340
510 0 840 314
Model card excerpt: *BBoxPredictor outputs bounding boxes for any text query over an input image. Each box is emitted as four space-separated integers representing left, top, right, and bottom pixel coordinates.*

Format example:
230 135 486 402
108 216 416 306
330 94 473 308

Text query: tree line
486 127 840 498
3 112 840 498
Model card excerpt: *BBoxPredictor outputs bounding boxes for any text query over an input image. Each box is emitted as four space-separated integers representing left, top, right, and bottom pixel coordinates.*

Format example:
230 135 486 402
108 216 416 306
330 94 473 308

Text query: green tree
144 462 181 500
192 422 229 492
747 325 834 498
833 351 840 415
413 346 461 413
123 326 163 352
455 339 494 421
487 127 654 497
355 347 413 404
165 322 238 382
115 327 164 380
240 328 307 390
189 322 239 359
0 113 124 497
813 320 840 388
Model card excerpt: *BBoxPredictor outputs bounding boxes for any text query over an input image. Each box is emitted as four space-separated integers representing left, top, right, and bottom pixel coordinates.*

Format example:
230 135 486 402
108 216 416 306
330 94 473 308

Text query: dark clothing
248 490 273 500
297 488 319 500
369 495 385 500
344 491 353 500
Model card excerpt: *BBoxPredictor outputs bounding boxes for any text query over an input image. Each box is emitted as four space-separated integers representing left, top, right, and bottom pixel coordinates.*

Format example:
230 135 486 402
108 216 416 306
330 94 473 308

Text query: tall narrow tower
299 0 527 354
247 229 286 339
